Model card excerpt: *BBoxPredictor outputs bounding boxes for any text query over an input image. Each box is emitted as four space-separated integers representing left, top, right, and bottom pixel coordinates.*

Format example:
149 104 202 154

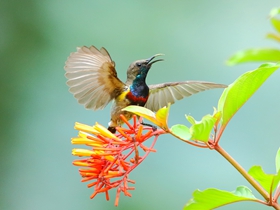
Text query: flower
71 115 165 206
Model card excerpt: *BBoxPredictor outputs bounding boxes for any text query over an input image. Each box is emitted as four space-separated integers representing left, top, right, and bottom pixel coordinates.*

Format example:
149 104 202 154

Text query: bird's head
126 54 164 84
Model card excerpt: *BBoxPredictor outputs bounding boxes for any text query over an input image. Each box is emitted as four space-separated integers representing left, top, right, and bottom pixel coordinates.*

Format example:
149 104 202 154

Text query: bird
64 46 227 133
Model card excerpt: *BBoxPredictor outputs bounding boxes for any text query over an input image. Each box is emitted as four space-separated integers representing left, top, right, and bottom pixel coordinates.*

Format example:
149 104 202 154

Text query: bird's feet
141 122 157 131
108 123 157 134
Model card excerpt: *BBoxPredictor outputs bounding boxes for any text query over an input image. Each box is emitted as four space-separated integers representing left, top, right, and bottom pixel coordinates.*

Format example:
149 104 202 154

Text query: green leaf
170 124 191 140
218 63 280 126
184 186 258 210
155 103 170 130
248 166 280 194
188 115 216 142
270 8 280 18
271 18 280 34
226 48 280 66
212 108 222 126
122 104 170 130
216 87 229 123
186 115 196 125
276 148 280 173
122 105 157 123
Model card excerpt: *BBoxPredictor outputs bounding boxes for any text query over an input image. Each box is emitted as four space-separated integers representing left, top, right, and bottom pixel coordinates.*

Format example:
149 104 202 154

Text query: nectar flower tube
71 115 165 206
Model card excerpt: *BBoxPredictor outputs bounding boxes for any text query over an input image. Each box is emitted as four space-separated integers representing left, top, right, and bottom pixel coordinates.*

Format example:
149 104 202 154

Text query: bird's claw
141 122 157 131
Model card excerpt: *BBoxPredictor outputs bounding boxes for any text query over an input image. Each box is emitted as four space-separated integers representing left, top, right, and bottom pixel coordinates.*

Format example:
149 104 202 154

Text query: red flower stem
104 156 118 173
215 124 226 144
105 191 109 201
122 145 136 160
151 129 166 136
215 144 270 201
133 115 137 129
169 131 208 148
274 186 280 202
115 188 121 206
90 191 98 199
270 181 274 205
185 140 208 148
120 114 134 130
124 134 159 175
141 130 153 140
136 125 143 140
116 128 132 141
87 181 97 188
127 179 135 184
98 152 119 156
139 143 156 152
92 147 120 151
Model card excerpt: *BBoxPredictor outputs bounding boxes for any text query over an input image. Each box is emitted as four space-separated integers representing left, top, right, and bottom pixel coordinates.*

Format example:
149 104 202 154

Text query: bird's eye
136 62 141 67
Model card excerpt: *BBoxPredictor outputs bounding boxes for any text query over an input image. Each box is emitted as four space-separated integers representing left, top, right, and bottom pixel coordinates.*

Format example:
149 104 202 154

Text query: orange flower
71 115 165 206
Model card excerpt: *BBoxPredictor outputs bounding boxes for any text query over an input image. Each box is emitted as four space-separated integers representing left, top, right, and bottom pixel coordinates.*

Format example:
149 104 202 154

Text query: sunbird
64 46 226 133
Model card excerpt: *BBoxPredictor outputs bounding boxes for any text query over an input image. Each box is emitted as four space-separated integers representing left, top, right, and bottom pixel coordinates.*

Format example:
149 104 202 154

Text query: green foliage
122 104 170 130
184 186 258 210
123 8 280 209
123 105 155 120
227 49 280 66
187 115 216 142
125 61 280 209
170 124 191 140
271 18 280 33
185 149 280 209
248 165 280 194
270 8 280 17
218 62 280 126
169 114 216 142
227 8 280 65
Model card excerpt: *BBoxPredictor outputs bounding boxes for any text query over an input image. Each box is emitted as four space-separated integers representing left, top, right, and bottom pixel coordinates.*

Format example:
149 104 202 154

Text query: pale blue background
1 1 279 210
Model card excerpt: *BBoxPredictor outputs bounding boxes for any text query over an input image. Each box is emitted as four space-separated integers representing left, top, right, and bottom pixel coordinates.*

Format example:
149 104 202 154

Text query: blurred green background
1 1 280 210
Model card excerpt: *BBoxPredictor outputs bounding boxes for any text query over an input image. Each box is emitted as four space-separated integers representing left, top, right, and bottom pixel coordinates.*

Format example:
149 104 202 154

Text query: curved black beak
146 54 164 66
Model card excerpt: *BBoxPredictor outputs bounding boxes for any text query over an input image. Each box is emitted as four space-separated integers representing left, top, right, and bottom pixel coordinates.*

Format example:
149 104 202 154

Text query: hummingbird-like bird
64 46 226 133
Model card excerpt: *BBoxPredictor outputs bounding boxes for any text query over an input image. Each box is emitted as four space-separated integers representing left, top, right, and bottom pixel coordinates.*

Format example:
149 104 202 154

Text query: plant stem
215 144 270 201
168 131 209 148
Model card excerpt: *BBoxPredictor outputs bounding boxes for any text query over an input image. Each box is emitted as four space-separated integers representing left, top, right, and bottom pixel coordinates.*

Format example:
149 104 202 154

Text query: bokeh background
1 1 280 210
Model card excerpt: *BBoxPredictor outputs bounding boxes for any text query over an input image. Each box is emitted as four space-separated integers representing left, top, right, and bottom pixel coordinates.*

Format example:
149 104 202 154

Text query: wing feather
172 87 184 100
163 87 175 104
64 46 125 110
145 81 227 111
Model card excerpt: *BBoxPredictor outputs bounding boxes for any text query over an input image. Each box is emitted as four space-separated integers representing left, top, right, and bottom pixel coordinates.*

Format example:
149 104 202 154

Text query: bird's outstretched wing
64 46 125 110
145 81 227 111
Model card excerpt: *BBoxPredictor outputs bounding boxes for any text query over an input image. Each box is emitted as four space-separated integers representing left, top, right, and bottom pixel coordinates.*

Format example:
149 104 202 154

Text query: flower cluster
71 115 165 206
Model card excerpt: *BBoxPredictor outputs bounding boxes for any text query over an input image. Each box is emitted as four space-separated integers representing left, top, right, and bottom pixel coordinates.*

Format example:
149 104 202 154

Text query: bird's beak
147 54 164 66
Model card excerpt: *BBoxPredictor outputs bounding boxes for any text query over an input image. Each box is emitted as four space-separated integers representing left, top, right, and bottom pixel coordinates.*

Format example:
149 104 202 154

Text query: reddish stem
215 145 270 201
